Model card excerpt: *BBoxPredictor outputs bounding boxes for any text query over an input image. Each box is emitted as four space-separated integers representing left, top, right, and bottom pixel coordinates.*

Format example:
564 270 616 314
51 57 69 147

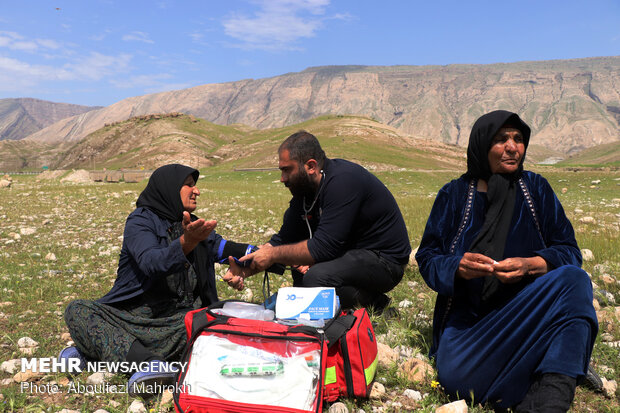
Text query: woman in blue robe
415 110 598 412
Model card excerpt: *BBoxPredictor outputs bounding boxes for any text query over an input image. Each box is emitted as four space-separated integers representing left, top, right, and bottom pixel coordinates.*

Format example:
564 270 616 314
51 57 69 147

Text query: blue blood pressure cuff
217 240 285 274
217 240 256 267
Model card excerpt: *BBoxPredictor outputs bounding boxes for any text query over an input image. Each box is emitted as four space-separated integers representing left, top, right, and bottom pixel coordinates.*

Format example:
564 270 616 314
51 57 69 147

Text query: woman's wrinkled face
180 175 200 212
488 127 525 174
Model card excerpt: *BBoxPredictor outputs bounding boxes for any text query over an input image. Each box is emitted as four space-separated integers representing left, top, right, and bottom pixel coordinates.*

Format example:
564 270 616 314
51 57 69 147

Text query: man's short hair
279 131 326 169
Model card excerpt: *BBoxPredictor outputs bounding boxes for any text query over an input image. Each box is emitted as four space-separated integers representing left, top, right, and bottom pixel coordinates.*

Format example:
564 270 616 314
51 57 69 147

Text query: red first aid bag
174 303 327 413
323 308 378 401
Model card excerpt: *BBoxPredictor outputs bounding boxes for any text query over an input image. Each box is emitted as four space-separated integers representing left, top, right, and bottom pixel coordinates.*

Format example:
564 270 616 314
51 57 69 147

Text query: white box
275 287 339 320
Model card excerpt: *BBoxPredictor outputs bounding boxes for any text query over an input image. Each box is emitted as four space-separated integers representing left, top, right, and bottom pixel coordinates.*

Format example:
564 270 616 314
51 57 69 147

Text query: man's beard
286 168 316 198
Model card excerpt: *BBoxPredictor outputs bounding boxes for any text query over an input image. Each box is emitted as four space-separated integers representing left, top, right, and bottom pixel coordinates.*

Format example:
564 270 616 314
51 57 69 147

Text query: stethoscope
302 170 325 239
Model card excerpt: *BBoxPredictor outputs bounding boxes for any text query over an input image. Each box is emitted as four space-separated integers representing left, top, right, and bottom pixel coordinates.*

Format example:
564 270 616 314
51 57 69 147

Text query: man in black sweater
239 131 411 312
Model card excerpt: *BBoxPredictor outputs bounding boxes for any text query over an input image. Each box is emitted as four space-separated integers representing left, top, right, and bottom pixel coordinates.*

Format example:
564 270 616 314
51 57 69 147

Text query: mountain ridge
0 98 99 141
18 56 620 154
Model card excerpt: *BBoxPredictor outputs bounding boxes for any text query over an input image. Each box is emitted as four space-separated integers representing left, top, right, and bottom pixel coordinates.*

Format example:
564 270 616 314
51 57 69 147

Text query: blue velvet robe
416 171 598 407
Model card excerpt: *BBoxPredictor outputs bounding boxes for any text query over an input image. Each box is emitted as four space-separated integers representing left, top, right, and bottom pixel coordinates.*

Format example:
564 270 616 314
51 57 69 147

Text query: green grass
0 168 618 412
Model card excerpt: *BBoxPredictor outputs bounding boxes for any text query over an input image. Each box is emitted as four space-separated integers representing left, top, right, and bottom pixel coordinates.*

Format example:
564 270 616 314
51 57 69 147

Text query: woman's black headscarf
464 110 531 302
136 164 199 222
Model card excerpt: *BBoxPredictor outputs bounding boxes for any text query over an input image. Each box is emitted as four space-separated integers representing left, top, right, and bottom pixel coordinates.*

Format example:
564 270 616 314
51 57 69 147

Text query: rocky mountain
0 98 98 141
22 57 620 154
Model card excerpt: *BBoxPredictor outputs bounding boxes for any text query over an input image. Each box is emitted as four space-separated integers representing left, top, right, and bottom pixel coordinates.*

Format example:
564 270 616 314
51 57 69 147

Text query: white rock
19 347 37 355
579 216 597 224
601 333 614 342
0 179 11 188
17 337 38 348
0 359 21 374
369 381 386 399
601 378 617 398
1 378 13 386
57 410 80 413
398 299 413 309
591 180 601 185
435 399 468 413
45 252 57 261
574 208 583 214
403 388 423 401
160 389 174 406
86 372 107 385
93 410 110 413
128 399 147 413
581 249 595 261
328 402 349 413
19 227 36 235
240 288 253 302
604 291 616 304
377 342 399 367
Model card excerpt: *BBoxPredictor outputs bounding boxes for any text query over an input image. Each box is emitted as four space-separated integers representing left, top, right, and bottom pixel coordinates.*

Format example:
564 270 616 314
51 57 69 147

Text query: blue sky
1 0 619 107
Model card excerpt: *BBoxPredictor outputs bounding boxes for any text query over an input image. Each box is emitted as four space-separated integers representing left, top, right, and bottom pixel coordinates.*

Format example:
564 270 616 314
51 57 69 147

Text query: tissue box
275 287 339 320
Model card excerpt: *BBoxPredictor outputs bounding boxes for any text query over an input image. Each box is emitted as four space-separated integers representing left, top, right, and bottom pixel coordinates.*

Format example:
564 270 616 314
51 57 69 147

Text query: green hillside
555 141 620 167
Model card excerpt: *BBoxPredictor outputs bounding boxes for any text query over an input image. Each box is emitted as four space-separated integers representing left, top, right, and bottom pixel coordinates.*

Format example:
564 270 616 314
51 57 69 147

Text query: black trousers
292 249 405 309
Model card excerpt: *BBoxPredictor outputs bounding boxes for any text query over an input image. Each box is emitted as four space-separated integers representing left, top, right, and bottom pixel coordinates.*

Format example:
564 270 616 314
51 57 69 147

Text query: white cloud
0 56 72 91
0 51 133 93
11 41 39 51
222 0 339 51
65 52 132 81
0 31 63 53
36 39 61 50
122 31 154 44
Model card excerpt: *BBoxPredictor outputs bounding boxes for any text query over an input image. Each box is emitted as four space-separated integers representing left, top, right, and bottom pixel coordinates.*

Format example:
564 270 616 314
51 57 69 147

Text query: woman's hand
180 211 217 255
494 256 549 283
457 252 495 280
293 264 311 275
222 256 251 291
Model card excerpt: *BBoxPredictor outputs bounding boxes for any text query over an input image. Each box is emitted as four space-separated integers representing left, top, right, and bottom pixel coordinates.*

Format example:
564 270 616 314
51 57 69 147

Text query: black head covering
136 164 199 222
464 111 531 304
465 110 530 181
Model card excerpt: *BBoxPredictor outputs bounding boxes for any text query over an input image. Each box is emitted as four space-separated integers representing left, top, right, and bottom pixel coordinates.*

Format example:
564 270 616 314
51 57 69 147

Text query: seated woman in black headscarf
416 110 598 412
60 164 253 397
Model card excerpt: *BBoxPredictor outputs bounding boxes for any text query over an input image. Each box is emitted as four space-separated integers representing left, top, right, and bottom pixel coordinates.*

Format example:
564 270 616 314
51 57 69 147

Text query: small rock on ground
602 378 618 398
0 359 21 374
328 401 349 413
435 399 468 413
403 388 423 401
581 249 595 261
370 381 386 399
128 399 147 413
398 357 434 383
17 336 38 347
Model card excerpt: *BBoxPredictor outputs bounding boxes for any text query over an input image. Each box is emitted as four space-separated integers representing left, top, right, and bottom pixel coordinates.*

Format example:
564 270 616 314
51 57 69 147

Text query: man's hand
239 246 274 272
493 256 549 284
457 252 495 280
222 256 246 291
180 211 217 255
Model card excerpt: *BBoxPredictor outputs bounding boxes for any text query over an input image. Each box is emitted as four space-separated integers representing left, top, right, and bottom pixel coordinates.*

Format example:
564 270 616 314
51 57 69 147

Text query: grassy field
0 167 618 412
